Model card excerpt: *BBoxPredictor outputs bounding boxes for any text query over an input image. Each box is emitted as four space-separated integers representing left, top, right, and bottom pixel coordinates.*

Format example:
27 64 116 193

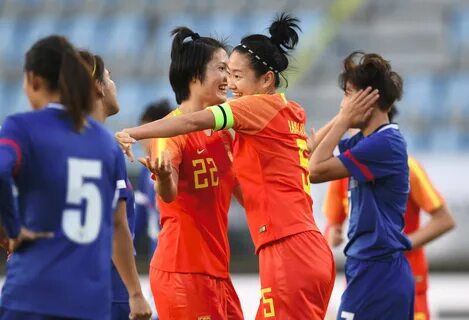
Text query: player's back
227 94 319 251
1 104 122 319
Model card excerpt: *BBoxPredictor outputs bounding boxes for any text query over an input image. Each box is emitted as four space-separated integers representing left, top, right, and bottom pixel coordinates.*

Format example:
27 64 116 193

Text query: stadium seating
0 0 468 151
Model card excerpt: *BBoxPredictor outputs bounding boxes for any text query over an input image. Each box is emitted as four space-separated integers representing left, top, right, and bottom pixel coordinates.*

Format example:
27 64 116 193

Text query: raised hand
138 150 172 181
339 87 379 128
115 130 136 162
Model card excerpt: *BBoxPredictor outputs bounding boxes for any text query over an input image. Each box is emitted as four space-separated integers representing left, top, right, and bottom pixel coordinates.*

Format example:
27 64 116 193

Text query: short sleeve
408 158 444 213
322 178 349 225
115 147 128 200
208 95 281 135
0 116 27 176
338 133 405 183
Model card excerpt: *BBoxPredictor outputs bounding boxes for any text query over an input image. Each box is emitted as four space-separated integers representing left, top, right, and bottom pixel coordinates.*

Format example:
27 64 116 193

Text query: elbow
445 213 456 232
441 204 456 232
309 168 327 184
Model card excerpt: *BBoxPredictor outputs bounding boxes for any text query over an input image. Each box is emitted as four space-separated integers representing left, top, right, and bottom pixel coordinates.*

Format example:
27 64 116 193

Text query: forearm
311 116 348 166
408 205 456 249
312 116 338 152
112 201 143 297
155 174 177 203
126 111 215 141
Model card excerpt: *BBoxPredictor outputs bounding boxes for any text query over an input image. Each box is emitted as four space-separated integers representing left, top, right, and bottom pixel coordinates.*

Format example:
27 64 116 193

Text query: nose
228 75 236 90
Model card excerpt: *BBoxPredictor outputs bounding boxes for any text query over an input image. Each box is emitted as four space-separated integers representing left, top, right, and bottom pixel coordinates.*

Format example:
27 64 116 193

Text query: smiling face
227 50 270 98
191 48 229 106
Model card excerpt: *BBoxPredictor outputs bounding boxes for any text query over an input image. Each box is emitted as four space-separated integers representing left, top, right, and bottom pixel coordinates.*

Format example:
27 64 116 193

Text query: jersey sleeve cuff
338 150 374 183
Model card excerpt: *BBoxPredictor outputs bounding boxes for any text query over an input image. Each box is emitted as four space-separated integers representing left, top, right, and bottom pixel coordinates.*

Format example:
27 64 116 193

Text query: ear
26 72 42 91
261 71 276 90
95 81 105 97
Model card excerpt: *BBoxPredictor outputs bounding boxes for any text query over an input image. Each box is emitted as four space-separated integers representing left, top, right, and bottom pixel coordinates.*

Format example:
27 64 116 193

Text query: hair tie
239 44 278 73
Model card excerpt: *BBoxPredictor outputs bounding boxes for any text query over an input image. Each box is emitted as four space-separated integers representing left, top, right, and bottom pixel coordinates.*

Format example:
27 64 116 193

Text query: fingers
125 147 135 163
29 231 54 240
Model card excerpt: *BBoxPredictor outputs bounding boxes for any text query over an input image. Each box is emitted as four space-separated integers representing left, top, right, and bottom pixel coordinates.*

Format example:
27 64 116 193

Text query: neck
90 100 107 124
178 95 212 114
362 110 390 137
37 91 61 108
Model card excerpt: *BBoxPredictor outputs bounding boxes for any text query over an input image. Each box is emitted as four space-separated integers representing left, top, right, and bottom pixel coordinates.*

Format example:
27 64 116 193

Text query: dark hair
388 105 398 122
140 100 173 123
339 51 403 112
233 12 301 88
169 27 227 104
78 50 105 83
24 35 94 131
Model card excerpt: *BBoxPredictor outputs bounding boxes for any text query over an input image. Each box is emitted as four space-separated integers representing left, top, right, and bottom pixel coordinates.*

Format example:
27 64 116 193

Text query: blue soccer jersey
0 103 126 319
338 123 411 260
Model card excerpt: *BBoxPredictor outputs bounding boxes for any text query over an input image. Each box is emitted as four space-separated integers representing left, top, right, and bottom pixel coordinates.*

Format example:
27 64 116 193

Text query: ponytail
24 35 94 131
59 48 94 131
234 12 301 88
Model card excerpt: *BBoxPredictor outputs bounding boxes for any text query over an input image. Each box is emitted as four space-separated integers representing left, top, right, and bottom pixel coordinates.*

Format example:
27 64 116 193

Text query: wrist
335 114 351 128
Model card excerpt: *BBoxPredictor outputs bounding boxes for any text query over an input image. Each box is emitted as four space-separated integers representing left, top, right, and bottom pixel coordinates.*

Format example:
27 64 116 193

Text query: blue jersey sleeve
115 148 128 201
0 179 20 238
338 133 405 183
0 117 26 178
0 117 25 238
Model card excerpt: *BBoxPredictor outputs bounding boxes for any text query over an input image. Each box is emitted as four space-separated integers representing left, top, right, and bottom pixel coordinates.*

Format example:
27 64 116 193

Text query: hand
138 151 172 181
9 227 54 252
339 87 379 128
306 128 316 155
325 224 344 248
129 293 152 320
115 130 136 162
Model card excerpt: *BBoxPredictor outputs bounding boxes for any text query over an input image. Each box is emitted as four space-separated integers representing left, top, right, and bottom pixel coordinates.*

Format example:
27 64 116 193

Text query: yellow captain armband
209 103 234 131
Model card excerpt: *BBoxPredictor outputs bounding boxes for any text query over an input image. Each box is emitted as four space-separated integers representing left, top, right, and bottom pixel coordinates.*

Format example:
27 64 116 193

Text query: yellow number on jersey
261 288 276 318
192 158 218 189
296 139 311 194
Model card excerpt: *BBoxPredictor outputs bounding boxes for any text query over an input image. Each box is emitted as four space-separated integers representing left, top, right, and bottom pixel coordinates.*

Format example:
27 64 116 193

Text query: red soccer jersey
322 156 445 293
149 109 236 279
209 93 320 252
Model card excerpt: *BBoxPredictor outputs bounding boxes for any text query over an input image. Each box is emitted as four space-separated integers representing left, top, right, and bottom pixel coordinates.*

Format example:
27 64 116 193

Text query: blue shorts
0 308 75 320
337 253 415 320
112 302 130 320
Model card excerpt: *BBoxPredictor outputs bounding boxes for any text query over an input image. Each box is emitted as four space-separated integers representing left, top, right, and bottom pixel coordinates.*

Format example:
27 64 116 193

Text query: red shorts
150 268 243 320
414 291 430 320
256 231 336 320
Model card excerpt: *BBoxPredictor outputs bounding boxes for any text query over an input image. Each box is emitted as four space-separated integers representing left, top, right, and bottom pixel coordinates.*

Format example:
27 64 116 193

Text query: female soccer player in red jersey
116 14 346 319
137 28 244 320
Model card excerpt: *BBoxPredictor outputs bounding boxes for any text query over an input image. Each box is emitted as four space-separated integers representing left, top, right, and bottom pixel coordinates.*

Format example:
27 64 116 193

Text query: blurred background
0 0 468 318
